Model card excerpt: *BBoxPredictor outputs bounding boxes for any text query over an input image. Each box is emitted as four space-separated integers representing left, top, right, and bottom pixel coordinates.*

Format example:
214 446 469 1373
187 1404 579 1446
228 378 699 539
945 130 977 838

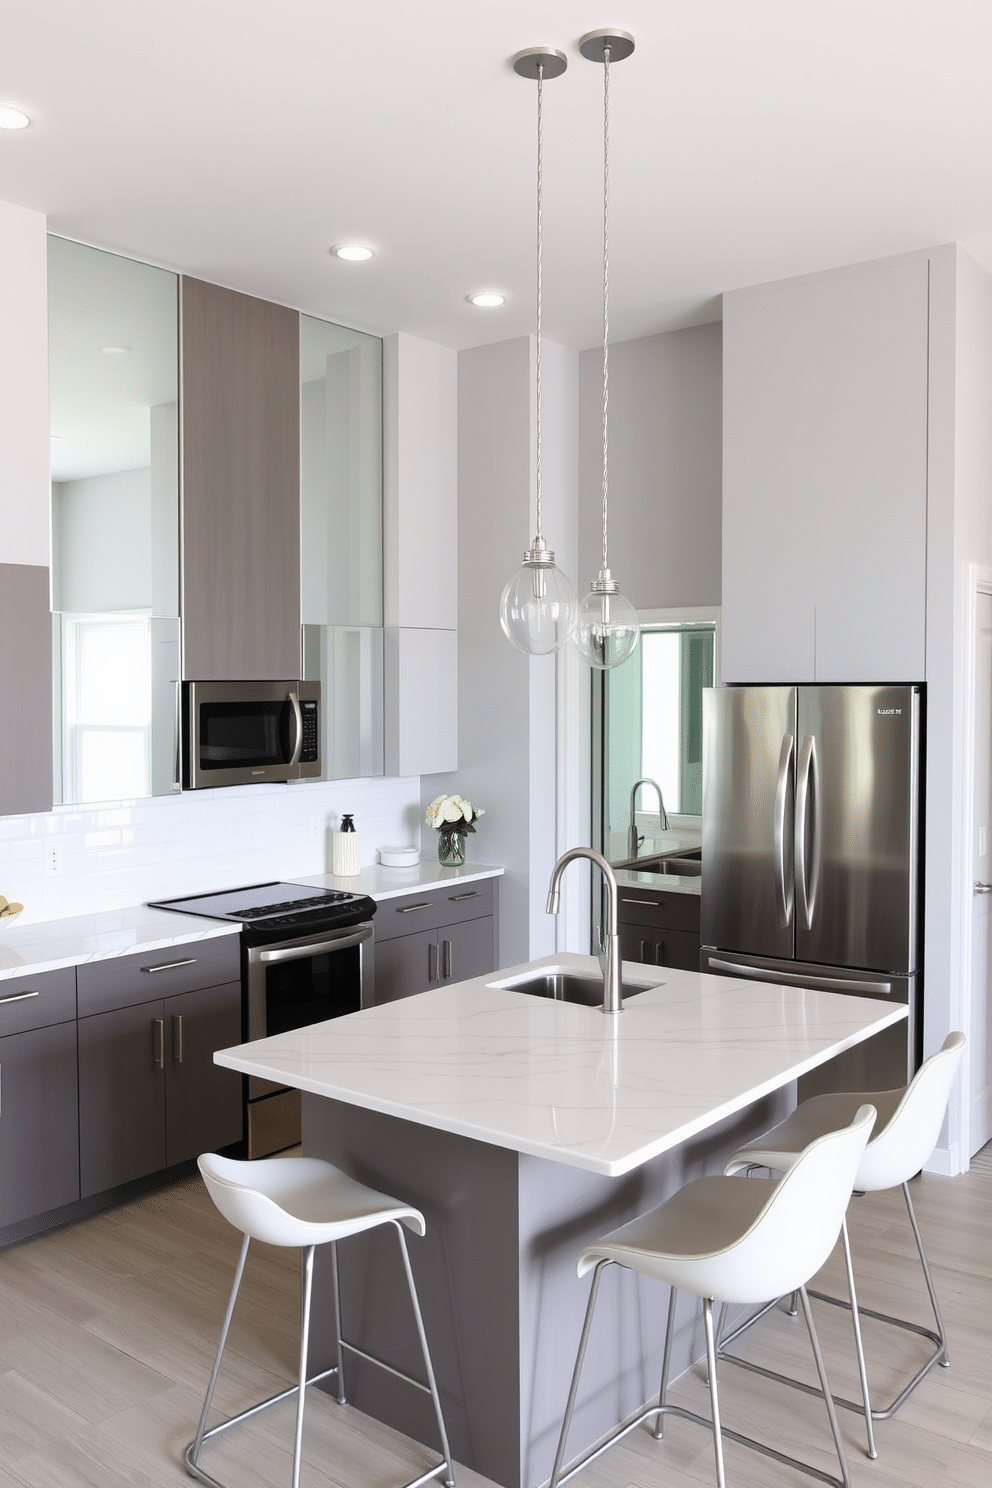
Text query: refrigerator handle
795 734 819 930
773 734 795 929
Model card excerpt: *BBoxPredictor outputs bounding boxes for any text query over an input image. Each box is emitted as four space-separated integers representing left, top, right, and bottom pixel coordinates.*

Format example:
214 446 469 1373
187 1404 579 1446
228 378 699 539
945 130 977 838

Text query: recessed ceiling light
468 292 506 308
99 345 130 355
0 102 30 130
331 243 375 262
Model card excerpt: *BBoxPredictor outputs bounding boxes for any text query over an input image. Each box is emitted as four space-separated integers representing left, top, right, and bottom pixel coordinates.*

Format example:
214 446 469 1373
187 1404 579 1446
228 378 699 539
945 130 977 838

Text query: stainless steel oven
149 881 376 1157
183 679 321 788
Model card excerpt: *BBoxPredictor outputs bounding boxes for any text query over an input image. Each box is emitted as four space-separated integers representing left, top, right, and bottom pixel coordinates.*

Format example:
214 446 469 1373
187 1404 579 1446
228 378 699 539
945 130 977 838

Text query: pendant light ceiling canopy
498 45 578 657
575 27 640 672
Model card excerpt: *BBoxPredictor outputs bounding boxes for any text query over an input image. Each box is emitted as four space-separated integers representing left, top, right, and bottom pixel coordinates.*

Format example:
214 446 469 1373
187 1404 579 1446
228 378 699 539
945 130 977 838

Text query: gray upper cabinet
181 277 301 681
48 235 181 807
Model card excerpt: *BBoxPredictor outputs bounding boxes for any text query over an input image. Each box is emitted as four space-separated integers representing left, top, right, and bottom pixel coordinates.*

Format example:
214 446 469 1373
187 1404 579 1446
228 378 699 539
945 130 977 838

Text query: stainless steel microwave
182 680 321 789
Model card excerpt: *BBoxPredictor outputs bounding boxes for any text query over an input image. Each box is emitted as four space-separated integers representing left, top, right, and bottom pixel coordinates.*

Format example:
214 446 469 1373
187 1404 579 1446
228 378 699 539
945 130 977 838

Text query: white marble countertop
292 862 503 901
0 905 239 982
214 951 908 1178
0 864 503 981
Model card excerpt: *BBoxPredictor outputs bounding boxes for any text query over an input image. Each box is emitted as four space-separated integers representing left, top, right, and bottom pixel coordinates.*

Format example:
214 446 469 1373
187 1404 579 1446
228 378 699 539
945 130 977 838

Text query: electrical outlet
46 843 63 876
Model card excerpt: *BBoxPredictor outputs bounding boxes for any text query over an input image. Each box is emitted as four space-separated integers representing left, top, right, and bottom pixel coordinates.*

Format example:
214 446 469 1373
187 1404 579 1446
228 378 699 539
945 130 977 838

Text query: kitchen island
215 953 907 1488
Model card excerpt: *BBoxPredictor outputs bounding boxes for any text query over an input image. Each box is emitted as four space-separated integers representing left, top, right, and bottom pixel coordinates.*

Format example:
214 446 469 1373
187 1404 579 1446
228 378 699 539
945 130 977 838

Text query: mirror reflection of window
48 236 180 804
603 619 716 861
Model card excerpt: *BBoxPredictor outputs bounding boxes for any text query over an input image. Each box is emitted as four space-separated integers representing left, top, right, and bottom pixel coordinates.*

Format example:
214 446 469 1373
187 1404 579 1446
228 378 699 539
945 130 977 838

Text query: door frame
956 562 992 1163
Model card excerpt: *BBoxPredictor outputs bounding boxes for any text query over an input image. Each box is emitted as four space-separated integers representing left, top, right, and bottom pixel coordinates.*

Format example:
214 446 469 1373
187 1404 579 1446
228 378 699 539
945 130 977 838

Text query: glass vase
437 830 466 868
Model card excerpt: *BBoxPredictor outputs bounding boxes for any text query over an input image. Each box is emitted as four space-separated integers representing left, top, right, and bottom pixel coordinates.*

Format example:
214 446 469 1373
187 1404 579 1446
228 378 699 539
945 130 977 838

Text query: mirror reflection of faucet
546 847 624 1013
628 777 668 859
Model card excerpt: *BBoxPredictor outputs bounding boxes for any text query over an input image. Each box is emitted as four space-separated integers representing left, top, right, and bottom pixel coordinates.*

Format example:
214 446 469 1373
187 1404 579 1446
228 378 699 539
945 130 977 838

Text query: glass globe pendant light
499 46 579 656
575 29 639 671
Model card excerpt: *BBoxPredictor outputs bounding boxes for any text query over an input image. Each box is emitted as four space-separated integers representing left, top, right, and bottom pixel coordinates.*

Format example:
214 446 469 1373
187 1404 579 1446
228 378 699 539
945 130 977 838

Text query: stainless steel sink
633 856 702 877
498 972 651 1006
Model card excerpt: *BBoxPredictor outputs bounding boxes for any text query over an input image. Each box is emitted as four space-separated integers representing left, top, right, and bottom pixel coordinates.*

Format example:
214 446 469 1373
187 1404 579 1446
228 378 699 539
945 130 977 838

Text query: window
59 614 152 803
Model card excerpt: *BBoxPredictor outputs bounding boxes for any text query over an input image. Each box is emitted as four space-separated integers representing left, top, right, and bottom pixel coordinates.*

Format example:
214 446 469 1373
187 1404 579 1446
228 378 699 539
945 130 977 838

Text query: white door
970 591 992 1155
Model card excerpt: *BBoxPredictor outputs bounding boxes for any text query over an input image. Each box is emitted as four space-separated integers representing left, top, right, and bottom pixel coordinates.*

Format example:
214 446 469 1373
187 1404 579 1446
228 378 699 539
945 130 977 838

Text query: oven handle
257 924 373 965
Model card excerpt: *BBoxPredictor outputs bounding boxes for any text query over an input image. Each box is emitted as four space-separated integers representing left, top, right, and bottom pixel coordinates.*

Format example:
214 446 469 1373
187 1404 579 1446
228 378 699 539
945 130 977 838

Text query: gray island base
213 953 909 1488
303 1088 788 1488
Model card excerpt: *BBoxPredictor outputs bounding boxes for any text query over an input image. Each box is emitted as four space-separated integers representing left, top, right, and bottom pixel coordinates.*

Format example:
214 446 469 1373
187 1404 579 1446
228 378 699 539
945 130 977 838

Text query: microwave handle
287 691 303 767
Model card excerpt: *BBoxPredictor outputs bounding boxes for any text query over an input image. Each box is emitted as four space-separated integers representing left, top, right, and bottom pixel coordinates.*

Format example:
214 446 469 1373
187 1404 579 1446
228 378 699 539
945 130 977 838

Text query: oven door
245 921 374 1102
184 680 320 788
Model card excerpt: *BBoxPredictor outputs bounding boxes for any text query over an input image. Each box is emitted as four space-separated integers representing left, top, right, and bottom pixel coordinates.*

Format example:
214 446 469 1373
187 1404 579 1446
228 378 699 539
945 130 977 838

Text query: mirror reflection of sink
494 972 653 1006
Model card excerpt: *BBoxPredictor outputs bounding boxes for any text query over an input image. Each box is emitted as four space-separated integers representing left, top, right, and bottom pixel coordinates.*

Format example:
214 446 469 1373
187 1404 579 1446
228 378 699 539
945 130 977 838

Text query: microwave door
700 686 797 961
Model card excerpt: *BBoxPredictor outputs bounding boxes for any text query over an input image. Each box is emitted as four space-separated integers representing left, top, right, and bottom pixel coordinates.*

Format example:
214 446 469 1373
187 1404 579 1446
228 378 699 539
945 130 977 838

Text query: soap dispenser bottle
332 814 361 877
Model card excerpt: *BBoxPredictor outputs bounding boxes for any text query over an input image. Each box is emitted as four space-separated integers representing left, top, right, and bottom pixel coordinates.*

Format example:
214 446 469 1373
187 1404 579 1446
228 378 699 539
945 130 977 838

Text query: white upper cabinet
722 255 930 683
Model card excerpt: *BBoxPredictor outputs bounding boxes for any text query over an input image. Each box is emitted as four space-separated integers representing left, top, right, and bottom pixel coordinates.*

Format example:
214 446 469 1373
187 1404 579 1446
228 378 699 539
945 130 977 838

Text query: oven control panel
300 698 319 763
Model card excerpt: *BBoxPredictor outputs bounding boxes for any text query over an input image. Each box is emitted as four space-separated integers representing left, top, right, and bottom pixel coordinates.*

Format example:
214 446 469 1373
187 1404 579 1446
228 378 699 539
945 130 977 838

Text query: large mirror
300 313 384 779
49 236 180 804
598 613 717 863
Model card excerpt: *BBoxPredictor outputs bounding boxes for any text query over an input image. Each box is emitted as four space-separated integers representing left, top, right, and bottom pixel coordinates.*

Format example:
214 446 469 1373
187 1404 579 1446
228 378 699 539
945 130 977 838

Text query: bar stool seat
186 1153 455 1488
549 1105 877 1488
720 1031 966 1460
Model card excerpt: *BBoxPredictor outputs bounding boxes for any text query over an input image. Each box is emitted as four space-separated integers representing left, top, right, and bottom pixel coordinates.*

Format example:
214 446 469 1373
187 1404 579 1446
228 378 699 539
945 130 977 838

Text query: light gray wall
52 466 152 612
578 322 722 609
424 335 579 969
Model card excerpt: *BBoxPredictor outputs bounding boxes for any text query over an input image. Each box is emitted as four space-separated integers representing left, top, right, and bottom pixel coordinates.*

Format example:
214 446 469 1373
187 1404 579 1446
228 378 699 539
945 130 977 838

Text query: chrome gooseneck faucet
628 777 668 859
546 846 623 1013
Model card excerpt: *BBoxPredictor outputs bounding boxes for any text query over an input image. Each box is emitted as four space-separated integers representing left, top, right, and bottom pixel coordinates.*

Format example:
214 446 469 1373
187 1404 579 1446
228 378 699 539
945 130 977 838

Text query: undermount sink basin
497 971 651 1006
632 856 702 877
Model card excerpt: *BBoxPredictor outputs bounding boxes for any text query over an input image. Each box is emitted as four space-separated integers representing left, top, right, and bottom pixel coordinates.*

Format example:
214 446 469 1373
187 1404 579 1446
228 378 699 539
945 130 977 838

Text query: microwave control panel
300 698 319 763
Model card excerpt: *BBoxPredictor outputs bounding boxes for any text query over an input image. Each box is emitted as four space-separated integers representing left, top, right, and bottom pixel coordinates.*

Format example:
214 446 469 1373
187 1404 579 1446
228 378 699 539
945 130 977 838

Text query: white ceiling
4 1 992 352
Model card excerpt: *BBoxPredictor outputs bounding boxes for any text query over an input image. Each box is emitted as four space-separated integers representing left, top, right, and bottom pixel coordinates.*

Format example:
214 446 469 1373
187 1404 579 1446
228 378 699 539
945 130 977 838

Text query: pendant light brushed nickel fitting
575 27 639 671
500 44 579 657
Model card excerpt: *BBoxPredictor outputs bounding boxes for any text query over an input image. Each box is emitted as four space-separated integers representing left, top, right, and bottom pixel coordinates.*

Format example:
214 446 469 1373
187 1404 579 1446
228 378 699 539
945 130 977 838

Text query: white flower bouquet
426 794 485 866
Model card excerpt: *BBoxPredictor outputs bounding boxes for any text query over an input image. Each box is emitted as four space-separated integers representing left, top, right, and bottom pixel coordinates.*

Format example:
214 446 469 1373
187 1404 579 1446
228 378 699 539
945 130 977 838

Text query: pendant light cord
535 60 544 544
600 44 611 575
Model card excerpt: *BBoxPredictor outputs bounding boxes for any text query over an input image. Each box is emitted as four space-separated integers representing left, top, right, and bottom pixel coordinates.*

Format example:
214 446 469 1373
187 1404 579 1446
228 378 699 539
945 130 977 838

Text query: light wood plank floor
0 1160 989 1488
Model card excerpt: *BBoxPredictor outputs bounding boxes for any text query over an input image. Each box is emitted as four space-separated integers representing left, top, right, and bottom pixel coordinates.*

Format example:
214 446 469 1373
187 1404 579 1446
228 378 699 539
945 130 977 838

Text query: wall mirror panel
597 615 717 864
49 236 180 804
300 314 384 778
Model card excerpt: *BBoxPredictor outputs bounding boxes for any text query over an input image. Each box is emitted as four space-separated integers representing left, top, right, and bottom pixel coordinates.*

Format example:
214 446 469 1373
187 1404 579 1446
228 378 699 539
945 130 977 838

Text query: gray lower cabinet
373 881 498 1005
0 1020 79 1227
77 936 242 1199
617 888 701 973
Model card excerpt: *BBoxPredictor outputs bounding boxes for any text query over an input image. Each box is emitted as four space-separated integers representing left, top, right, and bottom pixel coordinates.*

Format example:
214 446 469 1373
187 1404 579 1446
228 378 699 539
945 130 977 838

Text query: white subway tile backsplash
0 777 420 925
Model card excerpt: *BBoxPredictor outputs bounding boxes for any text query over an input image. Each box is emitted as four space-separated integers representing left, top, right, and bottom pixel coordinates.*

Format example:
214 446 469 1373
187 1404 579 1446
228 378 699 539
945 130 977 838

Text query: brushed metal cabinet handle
621 896 657 905
449 891 479 901
640 939 648 961
153 1018 165 1069
428 942 438 982
976 882 992 895
655 941 666 966
0 990 40 1006
442 939 452 978
399 902 431 914
141 958 197 974
172 1013 184 1064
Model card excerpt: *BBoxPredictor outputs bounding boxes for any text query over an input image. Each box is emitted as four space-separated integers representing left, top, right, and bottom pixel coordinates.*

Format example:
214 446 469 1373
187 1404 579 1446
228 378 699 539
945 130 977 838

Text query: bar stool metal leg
292 1247 316 1488
798 1288 851 1488
394 1223 456 1488
839 1217 876 1458
549 1259 611 1488
191 1233 251 1467
904 1181 950 1366
330 1241 347 1405
702 1298 727 1488
651 1286 678 1439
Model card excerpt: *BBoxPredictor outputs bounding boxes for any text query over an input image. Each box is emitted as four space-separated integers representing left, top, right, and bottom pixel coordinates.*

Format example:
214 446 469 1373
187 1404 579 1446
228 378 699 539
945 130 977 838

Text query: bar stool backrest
856 1031 966 1192
695 1105 877 1304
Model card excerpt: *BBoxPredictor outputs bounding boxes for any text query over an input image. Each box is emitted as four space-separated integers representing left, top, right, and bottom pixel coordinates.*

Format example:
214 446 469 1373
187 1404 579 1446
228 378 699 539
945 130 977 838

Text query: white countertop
613 867 700 897
214 951 908 1178
0 863 503 981
291 862 503 901
0 905 239 982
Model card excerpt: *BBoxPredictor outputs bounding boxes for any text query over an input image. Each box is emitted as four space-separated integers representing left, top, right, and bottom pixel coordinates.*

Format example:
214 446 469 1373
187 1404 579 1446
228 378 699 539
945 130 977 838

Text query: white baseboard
924 1144 961 1177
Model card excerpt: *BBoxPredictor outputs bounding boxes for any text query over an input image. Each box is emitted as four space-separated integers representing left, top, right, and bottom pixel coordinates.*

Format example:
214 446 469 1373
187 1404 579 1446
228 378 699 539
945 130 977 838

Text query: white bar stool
549 1106 877 1488
720 1030 965 1460
186 1153 455 1488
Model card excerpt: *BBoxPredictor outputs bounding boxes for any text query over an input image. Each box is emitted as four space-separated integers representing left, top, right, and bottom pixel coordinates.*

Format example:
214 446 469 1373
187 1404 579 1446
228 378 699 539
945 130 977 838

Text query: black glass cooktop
149 881 376 938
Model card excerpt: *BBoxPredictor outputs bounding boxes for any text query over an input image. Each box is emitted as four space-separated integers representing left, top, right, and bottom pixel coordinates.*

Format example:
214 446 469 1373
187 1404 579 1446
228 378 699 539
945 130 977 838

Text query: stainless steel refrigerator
700 684 921 1096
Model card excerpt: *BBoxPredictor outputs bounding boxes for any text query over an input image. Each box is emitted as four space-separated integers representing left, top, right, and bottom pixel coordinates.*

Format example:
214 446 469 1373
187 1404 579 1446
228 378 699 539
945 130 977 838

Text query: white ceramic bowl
378 846 420 868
